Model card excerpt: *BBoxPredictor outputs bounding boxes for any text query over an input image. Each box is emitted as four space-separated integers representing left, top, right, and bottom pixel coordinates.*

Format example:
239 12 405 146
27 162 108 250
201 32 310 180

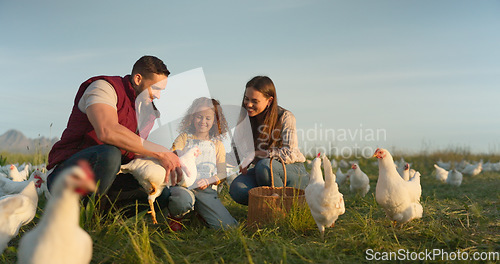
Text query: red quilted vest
48 75 138 169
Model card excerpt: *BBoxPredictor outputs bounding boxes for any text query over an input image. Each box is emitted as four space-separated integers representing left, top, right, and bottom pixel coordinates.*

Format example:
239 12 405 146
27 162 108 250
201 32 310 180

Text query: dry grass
1 151 499 263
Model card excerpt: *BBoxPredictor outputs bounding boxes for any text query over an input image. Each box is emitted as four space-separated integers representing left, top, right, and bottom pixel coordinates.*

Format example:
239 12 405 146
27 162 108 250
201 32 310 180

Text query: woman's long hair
242 76 282 150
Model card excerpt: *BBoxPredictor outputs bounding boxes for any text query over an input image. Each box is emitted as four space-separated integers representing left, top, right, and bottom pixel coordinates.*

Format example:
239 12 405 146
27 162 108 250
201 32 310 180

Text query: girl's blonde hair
178 97 228 139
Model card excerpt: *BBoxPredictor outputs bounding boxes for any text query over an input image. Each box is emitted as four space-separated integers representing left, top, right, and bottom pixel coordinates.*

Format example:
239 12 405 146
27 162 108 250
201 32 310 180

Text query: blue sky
1 0 499 154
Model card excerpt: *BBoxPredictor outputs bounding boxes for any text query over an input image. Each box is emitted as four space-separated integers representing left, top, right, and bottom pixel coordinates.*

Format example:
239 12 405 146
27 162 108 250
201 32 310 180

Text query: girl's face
243 87 273 117
193 106 215 135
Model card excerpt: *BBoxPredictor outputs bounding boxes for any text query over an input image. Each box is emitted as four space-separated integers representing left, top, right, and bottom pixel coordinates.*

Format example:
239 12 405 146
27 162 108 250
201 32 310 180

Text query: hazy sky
1 0 499 154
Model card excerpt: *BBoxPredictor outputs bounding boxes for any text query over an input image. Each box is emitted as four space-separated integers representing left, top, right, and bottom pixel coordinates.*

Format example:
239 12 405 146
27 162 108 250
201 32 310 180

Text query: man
47 56 193 220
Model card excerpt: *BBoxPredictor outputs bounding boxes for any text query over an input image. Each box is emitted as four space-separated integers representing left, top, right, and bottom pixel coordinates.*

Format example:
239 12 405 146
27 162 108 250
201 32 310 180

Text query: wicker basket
247 156 306 228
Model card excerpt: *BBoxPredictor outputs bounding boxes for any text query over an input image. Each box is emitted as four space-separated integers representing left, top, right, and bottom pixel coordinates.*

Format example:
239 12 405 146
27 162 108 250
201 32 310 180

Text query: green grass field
1 152 498 263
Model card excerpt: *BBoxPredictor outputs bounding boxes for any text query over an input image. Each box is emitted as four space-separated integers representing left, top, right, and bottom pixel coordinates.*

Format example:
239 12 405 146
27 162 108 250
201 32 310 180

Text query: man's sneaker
168 217 183 232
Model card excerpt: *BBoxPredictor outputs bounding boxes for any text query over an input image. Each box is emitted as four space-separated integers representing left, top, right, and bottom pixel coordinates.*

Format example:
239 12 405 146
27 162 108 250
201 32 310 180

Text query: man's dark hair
132 55 170 79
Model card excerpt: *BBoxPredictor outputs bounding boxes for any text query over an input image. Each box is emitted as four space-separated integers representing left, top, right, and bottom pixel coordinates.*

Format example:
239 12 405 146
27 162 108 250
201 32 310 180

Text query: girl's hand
194 178 210 190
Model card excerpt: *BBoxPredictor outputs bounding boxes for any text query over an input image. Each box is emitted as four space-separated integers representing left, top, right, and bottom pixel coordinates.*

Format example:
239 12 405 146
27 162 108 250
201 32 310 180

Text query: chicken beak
74 179 97 196
85 179 97 193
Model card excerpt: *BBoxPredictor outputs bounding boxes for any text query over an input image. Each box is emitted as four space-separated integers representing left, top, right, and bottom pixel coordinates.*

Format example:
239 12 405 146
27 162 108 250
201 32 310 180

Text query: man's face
134 73 167 100
148 76 168 100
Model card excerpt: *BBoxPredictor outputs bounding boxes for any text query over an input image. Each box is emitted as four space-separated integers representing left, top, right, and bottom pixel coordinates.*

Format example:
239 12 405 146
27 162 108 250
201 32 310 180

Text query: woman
229 76 308 205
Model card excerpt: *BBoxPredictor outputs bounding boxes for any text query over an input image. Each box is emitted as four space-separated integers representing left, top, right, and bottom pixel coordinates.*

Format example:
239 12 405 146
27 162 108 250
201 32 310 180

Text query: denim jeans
229 158 308 205
168 186 238 229
193 188 238 229
46 144 194 217
47 144 122 194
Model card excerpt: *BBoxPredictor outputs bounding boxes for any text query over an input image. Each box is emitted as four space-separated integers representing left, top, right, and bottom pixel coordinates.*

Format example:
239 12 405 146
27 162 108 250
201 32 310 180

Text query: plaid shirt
268 110 306 164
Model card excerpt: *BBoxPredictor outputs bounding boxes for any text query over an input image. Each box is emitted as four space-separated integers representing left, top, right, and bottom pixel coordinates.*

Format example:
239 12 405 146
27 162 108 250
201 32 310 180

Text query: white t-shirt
77 80 118 113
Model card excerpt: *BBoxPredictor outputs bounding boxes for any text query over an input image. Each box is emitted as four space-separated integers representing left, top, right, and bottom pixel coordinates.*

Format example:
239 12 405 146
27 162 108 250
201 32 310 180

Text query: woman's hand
239 165 248 175
255 150 268 159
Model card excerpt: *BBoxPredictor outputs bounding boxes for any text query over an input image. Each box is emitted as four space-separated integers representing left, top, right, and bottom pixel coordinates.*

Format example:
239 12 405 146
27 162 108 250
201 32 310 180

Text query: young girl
170 97 238 229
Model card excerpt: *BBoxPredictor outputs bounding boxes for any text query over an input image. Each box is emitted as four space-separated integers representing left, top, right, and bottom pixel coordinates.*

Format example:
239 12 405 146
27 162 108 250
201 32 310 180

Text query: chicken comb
77 160 95 181
34 172 44 188
317 153 321 158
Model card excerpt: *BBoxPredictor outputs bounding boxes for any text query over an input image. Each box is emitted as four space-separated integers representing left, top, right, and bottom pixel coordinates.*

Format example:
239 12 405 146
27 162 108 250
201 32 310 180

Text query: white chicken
399 163 420 182
305 154 345 239
395 157 406 170
374 148 422 224
330 159 337 168
482 161 493 172
461 161 482 176
434 164 449 183
349 163 370 197
32 164 47 173
436 160 451 170
457 160 470 171
339 159 349 169
120 157 168 224
0 181 38 254
177 146 202 188
492 162 500 172
335 167 348 186
409 169 420 182
0 169 46 197
0 165 9 175
9 164 28 182
18 163 31 175
119 147 200 224
37 170 51 200
446 169 463 187
17 161 96 264
398 163 410 181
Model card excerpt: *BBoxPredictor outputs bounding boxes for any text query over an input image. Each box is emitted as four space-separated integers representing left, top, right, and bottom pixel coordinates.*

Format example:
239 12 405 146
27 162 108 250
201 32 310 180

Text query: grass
0 152 48 167
1 151 499 263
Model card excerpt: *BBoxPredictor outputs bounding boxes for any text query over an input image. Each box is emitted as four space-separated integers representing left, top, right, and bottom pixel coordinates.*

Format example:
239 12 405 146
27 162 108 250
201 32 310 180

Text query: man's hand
157 152 183 186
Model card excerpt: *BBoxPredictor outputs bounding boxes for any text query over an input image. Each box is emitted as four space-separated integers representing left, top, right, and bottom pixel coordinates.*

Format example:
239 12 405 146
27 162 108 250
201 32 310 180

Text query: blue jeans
229 158 308 205
169 187 238 229
46 144 193 217
47 144 122 194
193 188 238 229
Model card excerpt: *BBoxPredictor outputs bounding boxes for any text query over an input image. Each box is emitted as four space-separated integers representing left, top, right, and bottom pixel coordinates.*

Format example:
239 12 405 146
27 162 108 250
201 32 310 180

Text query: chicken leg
148 182 158 224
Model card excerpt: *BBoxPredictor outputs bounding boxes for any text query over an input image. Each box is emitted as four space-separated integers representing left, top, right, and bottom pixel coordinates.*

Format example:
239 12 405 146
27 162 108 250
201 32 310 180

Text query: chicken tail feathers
322 155 336 189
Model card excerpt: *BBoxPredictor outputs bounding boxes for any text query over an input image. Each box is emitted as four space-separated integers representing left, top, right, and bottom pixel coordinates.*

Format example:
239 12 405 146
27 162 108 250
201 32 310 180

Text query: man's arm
86 103 182 184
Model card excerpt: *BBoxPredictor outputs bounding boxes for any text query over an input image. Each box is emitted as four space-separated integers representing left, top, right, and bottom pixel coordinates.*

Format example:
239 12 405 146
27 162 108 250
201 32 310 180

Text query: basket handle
269 156 287 188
